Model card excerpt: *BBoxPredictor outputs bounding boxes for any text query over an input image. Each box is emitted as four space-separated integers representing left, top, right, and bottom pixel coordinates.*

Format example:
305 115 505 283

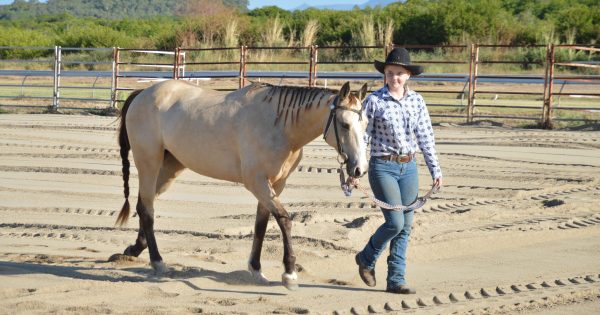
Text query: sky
248 0 357 10
0 1 356 10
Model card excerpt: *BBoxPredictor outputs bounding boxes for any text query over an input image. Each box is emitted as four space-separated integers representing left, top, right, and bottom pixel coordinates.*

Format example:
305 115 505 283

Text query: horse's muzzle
348 162 367 178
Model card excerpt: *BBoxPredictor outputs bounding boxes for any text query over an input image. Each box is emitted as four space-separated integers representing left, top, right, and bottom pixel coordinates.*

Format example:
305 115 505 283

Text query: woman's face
384 64 411 91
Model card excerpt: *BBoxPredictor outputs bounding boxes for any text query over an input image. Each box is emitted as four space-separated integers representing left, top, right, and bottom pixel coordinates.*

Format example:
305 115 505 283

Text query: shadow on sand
0 258 376 295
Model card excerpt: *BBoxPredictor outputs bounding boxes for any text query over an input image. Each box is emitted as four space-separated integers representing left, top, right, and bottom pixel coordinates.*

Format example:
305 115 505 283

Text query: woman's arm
414 96 443 185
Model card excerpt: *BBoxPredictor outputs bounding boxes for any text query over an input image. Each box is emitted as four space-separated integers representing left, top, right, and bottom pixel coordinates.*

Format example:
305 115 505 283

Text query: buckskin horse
116 79 368 290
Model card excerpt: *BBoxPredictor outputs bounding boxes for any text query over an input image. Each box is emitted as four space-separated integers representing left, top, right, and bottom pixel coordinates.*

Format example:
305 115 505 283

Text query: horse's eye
341 122 350 130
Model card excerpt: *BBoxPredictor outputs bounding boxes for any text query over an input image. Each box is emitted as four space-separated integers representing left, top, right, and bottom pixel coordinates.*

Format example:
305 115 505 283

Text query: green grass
0 76 112 101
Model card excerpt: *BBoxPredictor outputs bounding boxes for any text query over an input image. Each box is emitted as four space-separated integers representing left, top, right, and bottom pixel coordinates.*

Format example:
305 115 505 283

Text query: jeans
357 157 418 288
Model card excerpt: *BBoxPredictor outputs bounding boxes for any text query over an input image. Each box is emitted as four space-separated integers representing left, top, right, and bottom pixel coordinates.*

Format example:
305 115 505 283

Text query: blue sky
0 1 353 10
248 0 355 10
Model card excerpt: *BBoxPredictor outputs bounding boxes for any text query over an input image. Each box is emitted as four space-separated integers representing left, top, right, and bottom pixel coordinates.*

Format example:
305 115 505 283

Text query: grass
0 76 112 101
302 20 319 47
85 106 119 116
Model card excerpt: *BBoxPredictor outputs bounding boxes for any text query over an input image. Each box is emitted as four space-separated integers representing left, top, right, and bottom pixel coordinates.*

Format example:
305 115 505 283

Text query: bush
57 22 137 48
0 27 55 58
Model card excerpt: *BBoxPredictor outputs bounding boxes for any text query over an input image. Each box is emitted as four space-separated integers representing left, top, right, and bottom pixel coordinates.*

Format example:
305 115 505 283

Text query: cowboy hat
374 47 423 75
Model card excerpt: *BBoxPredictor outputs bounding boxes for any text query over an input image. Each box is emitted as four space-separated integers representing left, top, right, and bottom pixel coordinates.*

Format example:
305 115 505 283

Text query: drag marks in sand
0 222 354 253
334 273 600 315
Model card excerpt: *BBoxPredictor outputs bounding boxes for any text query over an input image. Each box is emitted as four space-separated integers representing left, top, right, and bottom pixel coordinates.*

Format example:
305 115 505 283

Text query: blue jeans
357 158 418 288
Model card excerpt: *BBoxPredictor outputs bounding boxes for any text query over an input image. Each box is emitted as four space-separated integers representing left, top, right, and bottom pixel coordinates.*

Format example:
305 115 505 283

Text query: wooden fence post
467 44 478 123
309 45 314 87
546 45 556 129
239 46 247 88
173 47 180 80
309 45 319 87
383 43 394 85
112 48 120 108
110 47 117 108
542 44 556 128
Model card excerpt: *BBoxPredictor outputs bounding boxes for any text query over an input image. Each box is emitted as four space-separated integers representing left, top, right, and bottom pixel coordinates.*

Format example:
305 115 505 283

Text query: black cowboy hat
374 47 423 75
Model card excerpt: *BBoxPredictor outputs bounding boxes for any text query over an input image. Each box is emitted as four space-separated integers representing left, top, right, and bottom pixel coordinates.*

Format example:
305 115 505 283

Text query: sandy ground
0 113 599 315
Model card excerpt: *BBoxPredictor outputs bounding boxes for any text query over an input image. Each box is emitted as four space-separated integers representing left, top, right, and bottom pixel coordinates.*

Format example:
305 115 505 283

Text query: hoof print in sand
342 216 369 228
542 199 564 207
273 307 309 314
107 253 144 265
327 279 350 286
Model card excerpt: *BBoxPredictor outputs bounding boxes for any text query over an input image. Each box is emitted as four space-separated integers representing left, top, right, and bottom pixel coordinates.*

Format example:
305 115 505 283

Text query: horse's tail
115 89 144 226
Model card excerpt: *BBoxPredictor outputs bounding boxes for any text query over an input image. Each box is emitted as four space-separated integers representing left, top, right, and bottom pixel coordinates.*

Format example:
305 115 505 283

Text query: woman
354 47 443 294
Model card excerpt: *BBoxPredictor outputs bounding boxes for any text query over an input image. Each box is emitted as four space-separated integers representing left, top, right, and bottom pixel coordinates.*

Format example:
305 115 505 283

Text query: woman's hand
347 177 360 188
433 177 443 191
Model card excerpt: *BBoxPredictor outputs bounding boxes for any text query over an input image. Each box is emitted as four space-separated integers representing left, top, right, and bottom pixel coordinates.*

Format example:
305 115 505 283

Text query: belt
375 153 415 163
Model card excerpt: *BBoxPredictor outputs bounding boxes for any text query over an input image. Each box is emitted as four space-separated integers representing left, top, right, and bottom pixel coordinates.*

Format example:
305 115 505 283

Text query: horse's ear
357 83 368 101
339 82 351 100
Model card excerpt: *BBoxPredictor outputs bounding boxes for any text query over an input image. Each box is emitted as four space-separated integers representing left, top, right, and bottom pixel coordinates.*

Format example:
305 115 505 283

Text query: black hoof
123 245 142 257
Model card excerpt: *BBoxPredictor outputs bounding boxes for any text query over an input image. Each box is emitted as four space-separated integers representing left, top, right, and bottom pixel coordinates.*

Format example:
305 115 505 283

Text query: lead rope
338 163 439 212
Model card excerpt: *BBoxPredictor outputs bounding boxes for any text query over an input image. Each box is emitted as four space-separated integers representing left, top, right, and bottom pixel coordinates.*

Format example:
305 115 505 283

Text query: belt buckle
395 154 409 163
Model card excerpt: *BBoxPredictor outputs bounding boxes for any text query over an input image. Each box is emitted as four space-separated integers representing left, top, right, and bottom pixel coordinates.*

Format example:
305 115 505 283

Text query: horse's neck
285 97 333 150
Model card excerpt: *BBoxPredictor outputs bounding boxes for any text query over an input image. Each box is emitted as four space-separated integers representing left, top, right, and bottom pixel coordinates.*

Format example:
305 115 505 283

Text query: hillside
0 0 597 53
294 0 398 10
0 0 248 20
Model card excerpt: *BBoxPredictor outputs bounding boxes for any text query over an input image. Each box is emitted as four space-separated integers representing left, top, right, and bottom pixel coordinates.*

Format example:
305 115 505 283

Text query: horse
115 79 369 290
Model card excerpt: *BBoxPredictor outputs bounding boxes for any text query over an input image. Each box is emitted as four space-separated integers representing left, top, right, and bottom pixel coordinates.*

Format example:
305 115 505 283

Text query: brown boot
355 253 376 287
386 285 416 294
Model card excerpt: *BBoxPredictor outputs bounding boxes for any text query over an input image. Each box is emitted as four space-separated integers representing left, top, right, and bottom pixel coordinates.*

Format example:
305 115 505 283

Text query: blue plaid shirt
364 85 442 179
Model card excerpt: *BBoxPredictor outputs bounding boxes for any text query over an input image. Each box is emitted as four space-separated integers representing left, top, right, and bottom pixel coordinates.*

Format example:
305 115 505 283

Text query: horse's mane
249 83 336 126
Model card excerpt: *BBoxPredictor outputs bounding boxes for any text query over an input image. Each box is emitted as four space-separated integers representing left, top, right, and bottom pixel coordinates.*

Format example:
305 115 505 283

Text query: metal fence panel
0 44 598 128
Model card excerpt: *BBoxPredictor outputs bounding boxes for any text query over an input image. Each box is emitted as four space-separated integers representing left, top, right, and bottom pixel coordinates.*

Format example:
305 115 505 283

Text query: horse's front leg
247 202 270 284
246 176 298 290
273 203 298 290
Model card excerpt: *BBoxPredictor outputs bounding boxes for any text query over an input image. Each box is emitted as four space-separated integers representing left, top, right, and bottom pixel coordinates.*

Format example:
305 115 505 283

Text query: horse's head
324 82 369 178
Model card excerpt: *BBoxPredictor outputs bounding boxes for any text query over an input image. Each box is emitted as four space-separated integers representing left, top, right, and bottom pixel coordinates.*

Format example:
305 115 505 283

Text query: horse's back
150 80 226 108
126 80 244 182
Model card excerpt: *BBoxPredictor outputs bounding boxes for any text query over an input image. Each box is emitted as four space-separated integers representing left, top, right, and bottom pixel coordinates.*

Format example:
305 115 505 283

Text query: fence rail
1 44 599 127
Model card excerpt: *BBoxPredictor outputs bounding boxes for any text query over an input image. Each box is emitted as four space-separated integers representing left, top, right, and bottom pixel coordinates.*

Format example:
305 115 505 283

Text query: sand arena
0 114 599 314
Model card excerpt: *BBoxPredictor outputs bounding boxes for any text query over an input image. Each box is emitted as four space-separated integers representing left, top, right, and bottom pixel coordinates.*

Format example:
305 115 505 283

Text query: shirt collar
382 84 411 102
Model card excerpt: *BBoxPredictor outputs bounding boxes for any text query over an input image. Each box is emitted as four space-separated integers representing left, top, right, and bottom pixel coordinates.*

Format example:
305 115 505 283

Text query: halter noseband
322 95 365 196
322 95 363 164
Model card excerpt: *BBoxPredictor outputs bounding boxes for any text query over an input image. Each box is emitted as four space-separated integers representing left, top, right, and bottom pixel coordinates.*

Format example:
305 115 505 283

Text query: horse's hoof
282 272 299 291
123 246 135 256
248 263 269 285
151 260 168 274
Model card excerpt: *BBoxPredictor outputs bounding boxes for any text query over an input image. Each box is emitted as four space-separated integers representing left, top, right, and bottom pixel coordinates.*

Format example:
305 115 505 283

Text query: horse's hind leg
123 214 147 257
123 151 184 258
131 147 167 273
156 151 185 196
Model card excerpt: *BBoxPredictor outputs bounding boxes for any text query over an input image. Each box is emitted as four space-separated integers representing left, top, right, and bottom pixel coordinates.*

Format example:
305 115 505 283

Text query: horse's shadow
145 264 262 286
0 258 258 285
0 258 376 294
143 265 377 293
0 259 153 283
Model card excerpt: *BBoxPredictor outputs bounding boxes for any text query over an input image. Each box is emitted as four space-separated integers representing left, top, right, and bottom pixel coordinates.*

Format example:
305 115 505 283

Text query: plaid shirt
364 85 442 179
